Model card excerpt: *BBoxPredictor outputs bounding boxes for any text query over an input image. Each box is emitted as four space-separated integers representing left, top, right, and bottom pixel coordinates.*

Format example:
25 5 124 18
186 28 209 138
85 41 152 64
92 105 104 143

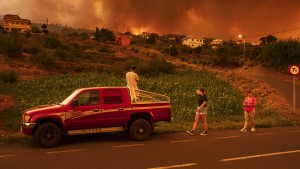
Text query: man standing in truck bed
126 65 139 102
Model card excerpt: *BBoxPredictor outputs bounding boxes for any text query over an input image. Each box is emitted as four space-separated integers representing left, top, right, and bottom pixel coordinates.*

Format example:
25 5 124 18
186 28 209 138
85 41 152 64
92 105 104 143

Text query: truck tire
129 119 152 141
34 123 62 148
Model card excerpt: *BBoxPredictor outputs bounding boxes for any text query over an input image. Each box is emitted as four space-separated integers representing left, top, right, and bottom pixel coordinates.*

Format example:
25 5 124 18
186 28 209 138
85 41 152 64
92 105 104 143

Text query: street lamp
239 34 246 67
169 45 172 55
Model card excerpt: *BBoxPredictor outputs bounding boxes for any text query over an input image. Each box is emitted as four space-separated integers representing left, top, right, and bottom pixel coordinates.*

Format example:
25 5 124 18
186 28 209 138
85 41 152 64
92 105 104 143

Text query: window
74 91 99 106
103 89 123 104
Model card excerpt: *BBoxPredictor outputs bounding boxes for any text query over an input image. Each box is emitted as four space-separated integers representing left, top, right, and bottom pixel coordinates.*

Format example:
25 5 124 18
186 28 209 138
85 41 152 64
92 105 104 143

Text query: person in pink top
240 90 257 132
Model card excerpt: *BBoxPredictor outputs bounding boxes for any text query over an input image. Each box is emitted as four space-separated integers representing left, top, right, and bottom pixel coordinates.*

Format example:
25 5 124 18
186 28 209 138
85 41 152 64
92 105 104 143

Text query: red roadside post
288 64 300 114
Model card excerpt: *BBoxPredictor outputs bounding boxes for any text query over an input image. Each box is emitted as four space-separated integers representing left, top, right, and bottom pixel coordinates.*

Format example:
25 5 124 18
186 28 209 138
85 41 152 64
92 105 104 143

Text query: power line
246 26 300 37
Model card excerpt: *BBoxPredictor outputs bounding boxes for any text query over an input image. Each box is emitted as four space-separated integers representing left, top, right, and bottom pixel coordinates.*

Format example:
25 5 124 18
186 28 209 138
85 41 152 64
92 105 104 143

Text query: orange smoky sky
1 0 300 42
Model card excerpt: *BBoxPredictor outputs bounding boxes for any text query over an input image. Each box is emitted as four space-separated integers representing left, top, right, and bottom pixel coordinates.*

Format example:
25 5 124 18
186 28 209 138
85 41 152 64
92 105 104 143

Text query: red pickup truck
21 87 172 147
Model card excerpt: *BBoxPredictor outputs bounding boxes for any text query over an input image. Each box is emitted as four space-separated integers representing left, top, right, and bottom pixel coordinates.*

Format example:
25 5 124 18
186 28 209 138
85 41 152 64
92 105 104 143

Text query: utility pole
288 64 300 114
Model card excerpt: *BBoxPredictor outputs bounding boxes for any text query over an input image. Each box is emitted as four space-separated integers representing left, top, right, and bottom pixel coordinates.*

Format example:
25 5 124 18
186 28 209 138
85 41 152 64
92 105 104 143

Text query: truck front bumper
21 122 36 135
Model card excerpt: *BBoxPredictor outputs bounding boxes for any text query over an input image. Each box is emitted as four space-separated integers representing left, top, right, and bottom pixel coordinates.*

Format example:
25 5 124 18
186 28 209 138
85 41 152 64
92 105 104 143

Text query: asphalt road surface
1 126 300 169
254 74 300 114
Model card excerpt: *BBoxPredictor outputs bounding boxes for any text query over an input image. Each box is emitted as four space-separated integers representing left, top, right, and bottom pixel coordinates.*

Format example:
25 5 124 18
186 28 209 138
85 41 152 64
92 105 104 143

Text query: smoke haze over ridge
1 0 300 41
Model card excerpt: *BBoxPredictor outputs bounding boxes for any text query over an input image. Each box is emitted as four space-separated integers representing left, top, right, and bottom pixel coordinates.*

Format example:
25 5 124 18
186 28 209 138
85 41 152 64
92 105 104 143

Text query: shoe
186 130 195 136
200 131 208 136
240 128 247 132
251 127 256 132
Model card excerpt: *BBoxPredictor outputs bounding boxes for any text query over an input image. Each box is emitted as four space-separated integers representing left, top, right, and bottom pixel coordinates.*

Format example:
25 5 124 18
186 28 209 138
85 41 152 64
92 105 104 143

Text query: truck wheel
129 119 152 141
34 123 62 148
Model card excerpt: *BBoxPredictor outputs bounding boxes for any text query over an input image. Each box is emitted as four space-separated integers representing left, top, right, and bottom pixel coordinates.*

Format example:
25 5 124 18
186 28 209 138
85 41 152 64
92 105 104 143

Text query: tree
194 46 202 54
259 34 277 45
169 45 178 56
261 39 300 70
41 24 47 30
41 24 49 34
124 31 131 35
146 33 158 44
31 27 41 33
94 27 115 42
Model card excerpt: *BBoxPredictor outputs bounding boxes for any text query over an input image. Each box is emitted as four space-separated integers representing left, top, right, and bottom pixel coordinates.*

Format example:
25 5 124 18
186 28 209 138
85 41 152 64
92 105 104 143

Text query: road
0 126 300 169
252 70 300 114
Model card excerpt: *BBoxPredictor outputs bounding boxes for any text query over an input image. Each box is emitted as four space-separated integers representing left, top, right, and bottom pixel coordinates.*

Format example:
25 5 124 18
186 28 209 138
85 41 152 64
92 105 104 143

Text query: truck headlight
23 115 31 122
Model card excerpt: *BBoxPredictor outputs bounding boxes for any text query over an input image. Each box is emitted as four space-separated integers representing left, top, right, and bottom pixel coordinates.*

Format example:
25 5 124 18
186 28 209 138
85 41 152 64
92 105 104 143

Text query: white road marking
254 132 276 136
220 149 300 162
113 144 145 148
46 149 87 154
215 136 239 139
170 139 197 143
148 163 198 169
0 155 15 158
289 130 300 133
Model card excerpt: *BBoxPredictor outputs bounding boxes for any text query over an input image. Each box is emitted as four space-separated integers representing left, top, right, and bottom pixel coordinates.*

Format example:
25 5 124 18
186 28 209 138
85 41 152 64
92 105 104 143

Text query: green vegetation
94 27 115 42
0 71 292 133
0 70 17 83
0 32 23 57
135 56 175 77
43 35 62 49
32 48 55 70
0 28 297 144
261 39 300 71
31 27 42 33
214 45 242 67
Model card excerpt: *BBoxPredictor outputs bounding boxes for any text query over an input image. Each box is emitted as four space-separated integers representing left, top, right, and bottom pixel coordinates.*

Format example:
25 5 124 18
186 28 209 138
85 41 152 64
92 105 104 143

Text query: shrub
169 45 178 56
24 31 32 38
136 56 175 76
80 33 89 40
54 48 73 61
0 70 17 83
0 32 23 57
94 27 115 42
32 49 55 69
261 39 300 71
213 45 241 67
43 35 62 49
106 64 125 76
28 43 44 55
98 45 112 53
194 46 202 54
180 45 193 54
31 27 41 33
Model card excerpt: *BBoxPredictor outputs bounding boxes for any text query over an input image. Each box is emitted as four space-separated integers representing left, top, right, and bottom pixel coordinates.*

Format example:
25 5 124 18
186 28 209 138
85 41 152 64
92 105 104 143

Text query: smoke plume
1 0 300 41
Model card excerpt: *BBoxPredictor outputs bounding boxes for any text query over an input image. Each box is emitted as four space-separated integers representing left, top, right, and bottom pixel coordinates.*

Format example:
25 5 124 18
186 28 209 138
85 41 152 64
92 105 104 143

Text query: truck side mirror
70 99 79 107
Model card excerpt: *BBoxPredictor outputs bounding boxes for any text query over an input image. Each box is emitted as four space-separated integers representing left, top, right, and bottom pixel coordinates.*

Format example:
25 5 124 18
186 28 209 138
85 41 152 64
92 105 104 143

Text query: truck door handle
118 108 124 110
93 109 99 112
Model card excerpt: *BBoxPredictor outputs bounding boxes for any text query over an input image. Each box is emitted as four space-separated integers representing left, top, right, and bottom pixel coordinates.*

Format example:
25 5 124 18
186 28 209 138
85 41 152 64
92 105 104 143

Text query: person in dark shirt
187 88 208 136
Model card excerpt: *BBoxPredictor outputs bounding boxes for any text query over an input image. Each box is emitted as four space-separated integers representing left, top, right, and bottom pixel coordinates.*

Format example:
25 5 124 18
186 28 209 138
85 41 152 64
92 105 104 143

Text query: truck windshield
60 90 81 105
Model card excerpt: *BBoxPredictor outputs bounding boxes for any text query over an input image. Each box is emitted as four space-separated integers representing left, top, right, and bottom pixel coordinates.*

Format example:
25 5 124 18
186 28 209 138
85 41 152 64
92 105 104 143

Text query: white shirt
126 71 139 88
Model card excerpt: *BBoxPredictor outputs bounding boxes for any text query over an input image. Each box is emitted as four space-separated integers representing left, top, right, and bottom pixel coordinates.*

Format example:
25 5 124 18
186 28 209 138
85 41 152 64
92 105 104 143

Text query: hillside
0 33 299 136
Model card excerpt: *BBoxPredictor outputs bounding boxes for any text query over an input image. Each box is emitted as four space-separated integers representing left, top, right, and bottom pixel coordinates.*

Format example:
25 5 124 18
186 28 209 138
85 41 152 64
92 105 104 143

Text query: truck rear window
103 89 123 104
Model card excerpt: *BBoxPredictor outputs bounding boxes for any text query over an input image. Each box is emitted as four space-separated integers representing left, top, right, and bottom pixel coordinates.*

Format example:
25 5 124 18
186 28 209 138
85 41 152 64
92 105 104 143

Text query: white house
211 39 223 45
182 36 205 48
